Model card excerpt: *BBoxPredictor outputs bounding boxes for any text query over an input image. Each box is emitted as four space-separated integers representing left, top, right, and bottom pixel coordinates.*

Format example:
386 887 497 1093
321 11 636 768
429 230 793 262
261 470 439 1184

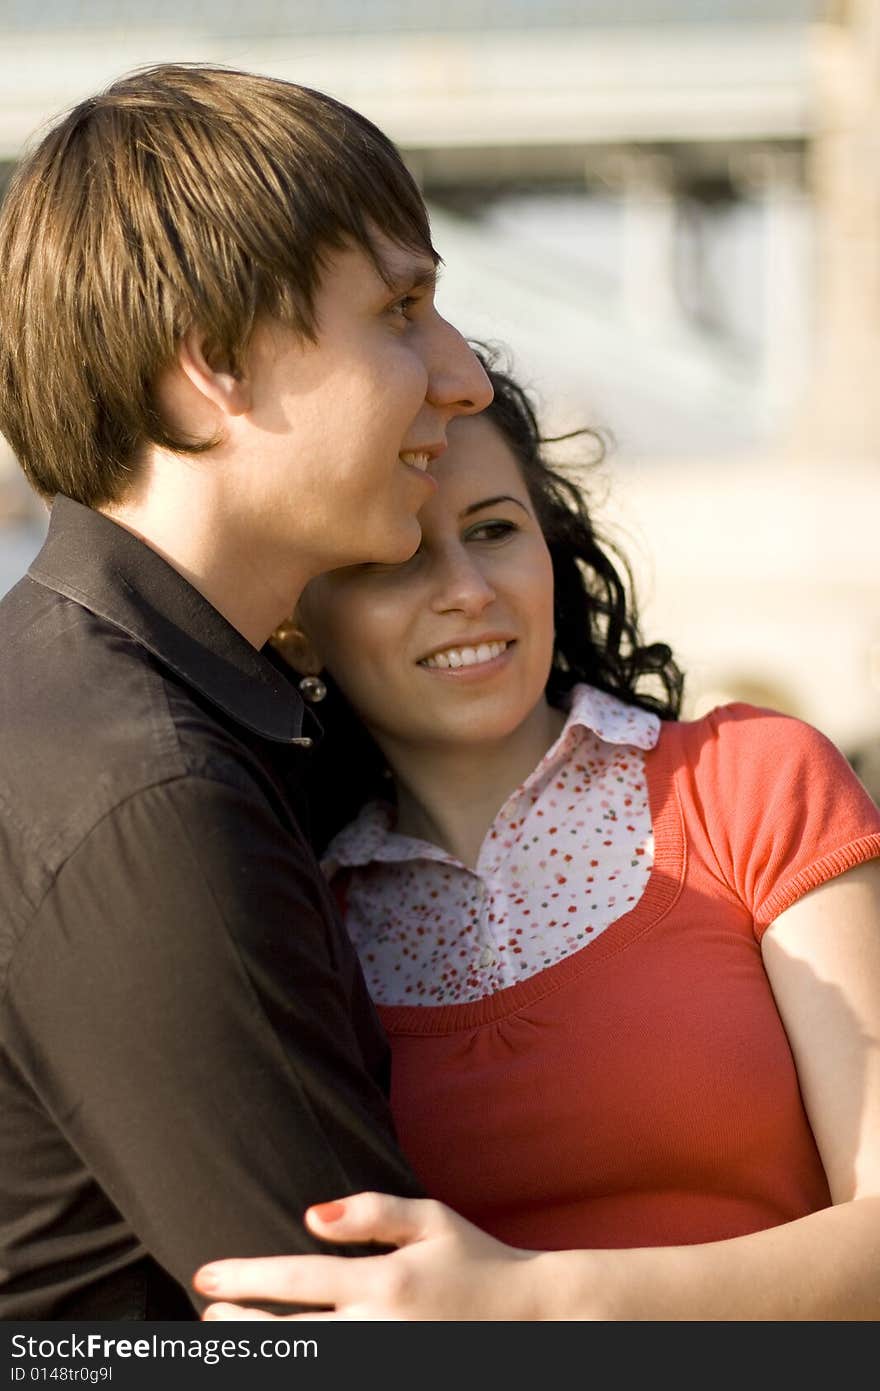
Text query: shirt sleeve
4 772 425 1307
684 703 880 937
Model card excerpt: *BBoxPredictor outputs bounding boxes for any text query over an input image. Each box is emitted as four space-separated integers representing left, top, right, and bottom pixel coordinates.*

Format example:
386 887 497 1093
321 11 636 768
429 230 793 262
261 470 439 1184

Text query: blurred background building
0 0 878 792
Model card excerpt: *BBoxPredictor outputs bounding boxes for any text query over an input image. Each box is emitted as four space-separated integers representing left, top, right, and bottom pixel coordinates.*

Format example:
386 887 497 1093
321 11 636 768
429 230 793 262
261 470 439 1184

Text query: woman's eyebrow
460 494 530 518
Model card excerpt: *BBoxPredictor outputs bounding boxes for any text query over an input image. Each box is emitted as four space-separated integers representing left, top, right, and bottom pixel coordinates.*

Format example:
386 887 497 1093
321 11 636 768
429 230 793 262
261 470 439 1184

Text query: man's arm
5 773 424 1308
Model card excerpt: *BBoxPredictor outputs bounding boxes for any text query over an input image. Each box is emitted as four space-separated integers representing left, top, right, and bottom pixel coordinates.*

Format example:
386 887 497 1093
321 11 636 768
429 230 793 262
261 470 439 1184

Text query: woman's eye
466 520 517 542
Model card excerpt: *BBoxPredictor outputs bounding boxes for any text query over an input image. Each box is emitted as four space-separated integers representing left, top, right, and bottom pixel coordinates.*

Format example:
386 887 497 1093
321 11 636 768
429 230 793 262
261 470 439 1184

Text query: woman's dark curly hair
286 344 684 854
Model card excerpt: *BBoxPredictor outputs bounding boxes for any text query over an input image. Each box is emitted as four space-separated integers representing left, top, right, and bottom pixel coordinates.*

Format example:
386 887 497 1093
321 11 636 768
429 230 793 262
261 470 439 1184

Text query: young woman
196 350 880 1320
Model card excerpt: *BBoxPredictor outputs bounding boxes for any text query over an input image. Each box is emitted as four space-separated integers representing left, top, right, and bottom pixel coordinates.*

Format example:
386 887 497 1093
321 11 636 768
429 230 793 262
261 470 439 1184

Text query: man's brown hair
0 64 436 507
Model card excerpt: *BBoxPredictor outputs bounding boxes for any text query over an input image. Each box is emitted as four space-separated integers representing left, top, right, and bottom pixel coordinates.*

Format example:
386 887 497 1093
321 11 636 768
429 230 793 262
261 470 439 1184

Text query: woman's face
300 411 556 762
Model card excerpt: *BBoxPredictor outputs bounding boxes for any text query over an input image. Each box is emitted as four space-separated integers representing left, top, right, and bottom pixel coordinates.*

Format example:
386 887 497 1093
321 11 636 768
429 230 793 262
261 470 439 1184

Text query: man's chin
376 522 424 566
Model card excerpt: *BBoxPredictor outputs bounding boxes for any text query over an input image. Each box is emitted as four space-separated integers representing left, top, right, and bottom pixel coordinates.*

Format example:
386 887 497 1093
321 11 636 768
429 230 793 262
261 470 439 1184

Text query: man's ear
178 327 252 418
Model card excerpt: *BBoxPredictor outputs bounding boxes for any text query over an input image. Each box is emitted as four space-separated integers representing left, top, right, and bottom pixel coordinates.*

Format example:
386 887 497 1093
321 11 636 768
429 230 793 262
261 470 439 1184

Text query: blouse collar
324 684 660 873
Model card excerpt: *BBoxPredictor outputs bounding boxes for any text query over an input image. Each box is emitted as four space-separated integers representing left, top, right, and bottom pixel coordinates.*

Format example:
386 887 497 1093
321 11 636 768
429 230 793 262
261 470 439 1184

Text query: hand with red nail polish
192 1191 541 1321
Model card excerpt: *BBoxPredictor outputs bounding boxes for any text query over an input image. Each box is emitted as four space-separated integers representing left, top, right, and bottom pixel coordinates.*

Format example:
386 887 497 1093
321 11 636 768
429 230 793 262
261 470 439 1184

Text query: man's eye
389 294 418 318
466 521 517 542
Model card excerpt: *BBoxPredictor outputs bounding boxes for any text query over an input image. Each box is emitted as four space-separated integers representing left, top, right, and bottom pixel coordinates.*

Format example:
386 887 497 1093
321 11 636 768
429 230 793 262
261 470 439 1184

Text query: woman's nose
430 549 496 617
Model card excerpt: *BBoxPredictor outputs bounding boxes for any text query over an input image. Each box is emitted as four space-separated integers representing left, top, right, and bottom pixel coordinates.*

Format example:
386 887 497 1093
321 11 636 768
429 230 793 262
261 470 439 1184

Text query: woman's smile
417 637 515 675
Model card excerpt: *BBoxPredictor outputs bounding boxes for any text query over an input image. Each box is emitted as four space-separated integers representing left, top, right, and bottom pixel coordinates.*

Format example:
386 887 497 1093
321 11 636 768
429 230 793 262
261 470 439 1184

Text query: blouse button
479 946 495 968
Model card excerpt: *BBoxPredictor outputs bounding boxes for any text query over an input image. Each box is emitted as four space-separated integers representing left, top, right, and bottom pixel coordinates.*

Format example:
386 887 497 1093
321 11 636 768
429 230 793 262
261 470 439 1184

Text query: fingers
194 1253 353 1307
305 1191 445 1248
204 1305 347 1322
192 1194 451 1315
202 1302 280 1321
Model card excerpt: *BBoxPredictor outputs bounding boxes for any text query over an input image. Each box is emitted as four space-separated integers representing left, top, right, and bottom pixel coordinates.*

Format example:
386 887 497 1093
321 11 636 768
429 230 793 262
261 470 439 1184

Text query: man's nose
425 317 493 419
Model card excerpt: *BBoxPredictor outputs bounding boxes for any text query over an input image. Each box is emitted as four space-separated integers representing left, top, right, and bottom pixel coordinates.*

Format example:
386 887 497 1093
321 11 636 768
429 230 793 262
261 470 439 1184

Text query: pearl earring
298 674 327 704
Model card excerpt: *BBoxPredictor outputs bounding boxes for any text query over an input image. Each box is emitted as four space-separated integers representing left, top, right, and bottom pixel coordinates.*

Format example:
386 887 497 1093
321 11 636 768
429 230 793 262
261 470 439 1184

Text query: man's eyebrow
461 494 530 518
382 259 442 294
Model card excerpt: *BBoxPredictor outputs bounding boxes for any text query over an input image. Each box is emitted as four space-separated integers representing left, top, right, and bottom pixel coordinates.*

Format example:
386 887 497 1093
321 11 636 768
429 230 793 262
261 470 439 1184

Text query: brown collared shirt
0 495 422 1320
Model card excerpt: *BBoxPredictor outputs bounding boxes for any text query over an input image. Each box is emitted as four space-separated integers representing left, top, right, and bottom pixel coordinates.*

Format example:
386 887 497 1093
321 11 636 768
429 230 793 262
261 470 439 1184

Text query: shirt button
479 946 495 968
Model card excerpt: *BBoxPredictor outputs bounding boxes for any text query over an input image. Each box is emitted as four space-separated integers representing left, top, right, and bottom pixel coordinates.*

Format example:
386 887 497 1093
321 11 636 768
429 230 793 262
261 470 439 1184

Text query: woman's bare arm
195 860 880 1322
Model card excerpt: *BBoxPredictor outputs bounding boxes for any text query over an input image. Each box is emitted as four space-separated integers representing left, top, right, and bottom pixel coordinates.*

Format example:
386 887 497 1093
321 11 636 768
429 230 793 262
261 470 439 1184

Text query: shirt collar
324 799 448 877
27 494 308 744
557 682 660 753
324 684 660 872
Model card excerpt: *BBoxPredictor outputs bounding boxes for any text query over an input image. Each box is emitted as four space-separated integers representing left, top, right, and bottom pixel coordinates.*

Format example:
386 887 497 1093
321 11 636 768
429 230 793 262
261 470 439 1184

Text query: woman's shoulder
656 698 880 830
655 702 880 927
658 700 851 769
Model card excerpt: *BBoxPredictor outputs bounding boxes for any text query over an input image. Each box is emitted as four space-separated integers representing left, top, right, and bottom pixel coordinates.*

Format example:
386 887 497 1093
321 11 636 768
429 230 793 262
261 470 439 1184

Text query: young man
0 63 491 1319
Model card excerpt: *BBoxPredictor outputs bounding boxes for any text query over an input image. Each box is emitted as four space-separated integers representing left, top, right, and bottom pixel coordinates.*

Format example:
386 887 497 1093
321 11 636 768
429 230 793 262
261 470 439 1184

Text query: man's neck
101 466 309 649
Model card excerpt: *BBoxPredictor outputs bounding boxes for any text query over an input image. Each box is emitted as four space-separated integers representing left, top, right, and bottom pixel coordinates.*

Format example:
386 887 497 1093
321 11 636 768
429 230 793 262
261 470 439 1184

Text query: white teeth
400 451 430 471
420 640 509 670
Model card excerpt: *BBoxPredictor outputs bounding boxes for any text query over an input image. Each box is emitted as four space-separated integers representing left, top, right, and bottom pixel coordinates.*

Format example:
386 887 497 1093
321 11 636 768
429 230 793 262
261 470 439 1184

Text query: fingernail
196 1266 220 1292
310 1199 346 1223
